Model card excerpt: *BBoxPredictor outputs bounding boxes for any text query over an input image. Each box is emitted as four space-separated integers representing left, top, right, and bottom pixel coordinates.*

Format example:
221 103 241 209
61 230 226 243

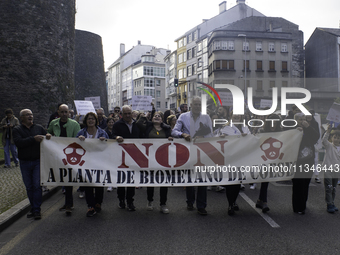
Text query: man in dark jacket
112 105 141 211
13 109 49 220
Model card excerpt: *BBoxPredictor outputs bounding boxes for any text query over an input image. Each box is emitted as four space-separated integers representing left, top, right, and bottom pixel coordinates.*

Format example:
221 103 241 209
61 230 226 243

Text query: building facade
305 28 340 114
107 42 169 112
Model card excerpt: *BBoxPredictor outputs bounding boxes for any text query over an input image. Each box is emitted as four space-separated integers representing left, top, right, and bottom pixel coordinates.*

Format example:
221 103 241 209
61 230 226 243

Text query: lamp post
238 34 247 99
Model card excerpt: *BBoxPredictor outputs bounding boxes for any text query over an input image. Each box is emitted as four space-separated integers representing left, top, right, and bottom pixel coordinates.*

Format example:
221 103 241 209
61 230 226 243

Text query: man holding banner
172 96 213 215
47 104 81 215
112 105 142 211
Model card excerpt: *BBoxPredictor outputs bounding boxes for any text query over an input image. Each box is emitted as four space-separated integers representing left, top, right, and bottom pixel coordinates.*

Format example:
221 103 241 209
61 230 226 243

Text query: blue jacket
76 127 109 139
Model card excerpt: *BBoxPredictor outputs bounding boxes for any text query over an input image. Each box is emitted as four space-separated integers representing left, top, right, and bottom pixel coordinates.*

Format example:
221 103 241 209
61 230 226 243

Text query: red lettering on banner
118 143 151 168
173 143 190 168
194 142 227 166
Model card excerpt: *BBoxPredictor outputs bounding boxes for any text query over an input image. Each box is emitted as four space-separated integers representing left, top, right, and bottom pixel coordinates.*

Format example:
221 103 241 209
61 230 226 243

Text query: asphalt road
0 180 339 255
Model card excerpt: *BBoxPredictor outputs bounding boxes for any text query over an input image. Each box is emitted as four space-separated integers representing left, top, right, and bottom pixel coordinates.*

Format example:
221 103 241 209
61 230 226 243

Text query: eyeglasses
114 110 120 112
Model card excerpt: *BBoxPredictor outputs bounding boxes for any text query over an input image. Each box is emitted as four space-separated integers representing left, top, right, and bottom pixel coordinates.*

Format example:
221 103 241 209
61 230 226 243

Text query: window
222 41 228 50
243 41 249 51
178 69 183 79
187 49 192 60
192 47 196 58
203 38 207 49
194 30 198 40
214 41 221 50
198 57 202 67
156 79 161 86
228 41 234 50
178 54 183 63
269 42 275 52
256 42 262 51
243 60 250 71
178 39 183 48
144 88 155 97
156 90 161 97
144 78 154 87
282 61 288 71
156 101 161 108
257 80 263 91
197 42 202 52
214 60 234 70
187 66 192 76
192 64 197 75
183 68 187 78
165 102 168 108
281 43 288 52
269 61 275 71
256 61 263 71
188 34 192 43
183 52 187 62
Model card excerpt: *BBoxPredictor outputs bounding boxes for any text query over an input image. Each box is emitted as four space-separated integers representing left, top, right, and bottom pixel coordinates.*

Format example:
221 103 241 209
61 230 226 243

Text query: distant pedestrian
13 109 49 220
1 108 19 168
96 108 107 130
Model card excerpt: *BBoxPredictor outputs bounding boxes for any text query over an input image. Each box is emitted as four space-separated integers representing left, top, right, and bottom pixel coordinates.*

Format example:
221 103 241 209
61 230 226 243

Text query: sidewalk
0 162 60 232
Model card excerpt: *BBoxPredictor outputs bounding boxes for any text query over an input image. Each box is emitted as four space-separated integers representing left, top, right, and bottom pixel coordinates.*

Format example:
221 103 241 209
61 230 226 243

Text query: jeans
186 186 207 209
4 139 19 166
20 159 42 213
147 187 168 205
324 175 338 205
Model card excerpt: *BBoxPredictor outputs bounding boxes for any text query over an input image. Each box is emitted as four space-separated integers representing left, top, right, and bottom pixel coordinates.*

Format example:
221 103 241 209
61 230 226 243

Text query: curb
0 186 61 232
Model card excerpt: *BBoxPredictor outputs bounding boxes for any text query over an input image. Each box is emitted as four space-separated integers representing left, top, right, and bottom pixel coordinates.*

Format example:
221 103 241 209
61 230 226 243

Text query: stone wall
75 30 108 114
0 0 75 126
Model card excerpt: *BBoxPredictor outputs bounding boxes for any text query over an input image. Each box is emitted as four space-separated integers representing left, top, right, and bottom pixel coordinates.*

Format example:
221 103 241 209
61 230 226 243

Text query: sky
75 0 340 70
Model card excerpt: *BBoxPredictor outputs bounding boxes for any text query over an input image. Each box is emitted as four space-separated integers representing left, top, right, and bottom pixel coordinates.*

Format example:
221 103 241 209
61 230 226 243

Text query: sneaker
250 183 257 190
27 211 34 218
297 211 305 215
65 206 72 215
79 191 85 199
228 206 235 216
197 208 207 215
147 201 154 211
160 205 169 214
59 205 67 211
42 186 49 192
207 186 212 191
127 203 136 211
327 204 335 213
315 178 321 183
333 204 339 211
107 187 113 192
34 212 41 220
240 184 245 191
262 203 270 213
86 208 96 217
118 200 126 209
187 203 194 211
95 203 101 213
215 186 225 192
233 203 239 211
256 200 263 209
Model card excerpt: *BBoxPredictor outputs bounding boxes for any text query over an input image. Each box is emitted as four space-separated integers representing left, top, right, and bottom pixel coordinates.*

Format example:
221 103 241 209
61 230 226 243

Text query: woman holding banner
218 113 251 215
137 111 173 214
77 112 109 217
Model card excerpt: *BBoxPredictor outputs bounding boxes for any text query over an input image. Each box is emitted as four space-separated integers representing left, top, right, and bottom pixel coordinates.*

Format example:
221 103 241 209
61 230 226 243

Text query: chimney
120 43 125 57
138 40 141 45
219 1 226 14
236 0 245 4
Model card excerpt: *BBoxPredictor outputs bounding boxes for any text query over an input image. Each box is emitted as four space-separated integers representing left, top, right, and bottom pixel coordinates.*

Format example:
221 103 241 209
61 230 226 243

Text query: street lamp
238 34 247 99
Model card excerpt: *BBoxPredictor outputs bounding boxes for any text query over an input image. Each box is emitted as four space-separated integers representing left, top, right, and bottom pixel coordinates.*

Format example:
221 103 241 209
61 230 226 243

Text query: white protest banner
74 100 96 115
218 92 233 106
326 103 340 123
131 96 152 111
85 96 101 109
41 129 303 187
260 99 273 109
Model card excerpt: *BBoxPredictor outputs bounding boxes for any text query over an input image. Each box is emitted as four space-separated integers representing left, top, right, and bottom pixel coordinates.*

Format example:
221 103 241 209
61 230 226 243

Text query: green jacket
47 118 81 137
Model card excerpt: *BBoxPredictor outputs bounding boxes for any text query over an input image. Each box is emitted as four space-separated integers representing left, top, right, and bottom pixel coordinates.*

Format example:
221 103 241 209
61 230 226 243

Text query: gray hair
122 105 132 112
19 109 32 116
294 112 305 120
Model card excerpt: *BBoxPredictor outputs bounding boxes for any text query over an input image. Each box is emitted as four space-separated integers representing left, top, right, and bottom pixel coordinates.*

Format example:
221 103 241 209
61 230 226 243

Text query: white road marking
239 192 280 228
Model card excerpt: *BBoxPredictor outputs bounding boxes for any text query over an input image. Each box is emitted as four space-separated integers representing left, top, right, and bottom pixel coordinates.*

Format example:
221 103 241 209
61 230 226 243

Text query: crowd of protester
3 97 340 220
